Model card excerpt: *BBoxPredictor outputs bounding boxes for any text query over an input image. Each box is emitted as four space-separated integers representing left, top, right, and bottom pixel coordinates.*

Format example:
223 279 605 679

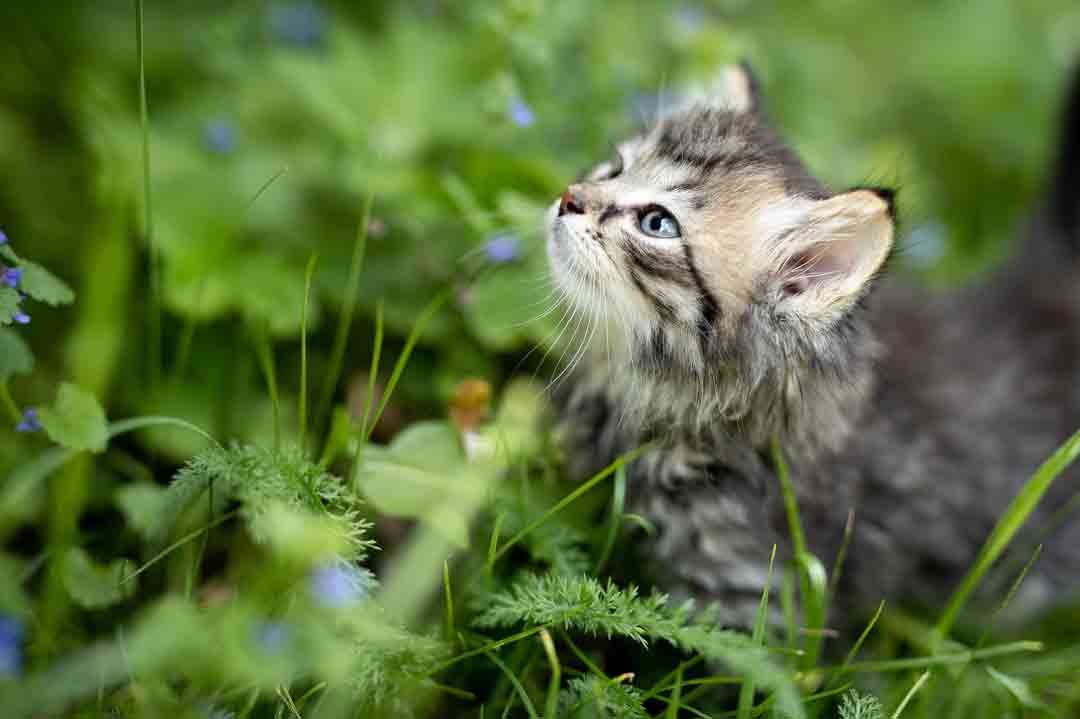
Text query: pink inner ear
783 243 853 295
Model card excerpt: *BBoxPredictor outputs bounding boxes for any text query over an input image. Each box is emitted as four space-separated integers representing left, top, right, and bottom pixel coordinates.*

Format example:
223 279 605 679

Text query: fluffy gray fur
547 63 1080 626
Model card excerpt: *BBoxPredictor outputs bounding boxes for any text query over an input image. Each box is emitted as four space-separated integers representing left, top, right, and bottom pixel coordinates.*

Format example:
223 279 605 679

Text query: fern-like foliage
159 443 373 560
838 689 885 719
475 573 804 718
558 676 649 719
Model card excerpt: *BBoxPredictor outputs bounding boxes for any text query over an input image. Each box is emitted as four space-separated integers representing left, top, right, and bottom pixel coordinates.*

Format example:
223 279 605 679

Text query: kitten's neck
579 312 880 458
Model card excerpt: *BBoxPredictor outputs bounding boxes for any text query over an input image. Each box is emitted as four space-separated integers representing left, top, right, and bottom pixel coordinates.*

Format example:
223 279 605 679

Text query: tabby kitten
547 63 1080 625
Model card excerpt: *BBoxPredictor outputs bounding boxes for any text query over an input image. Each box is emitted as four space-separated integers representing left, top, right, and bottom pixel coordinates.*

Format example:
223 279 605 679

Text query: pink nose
559 188 585 216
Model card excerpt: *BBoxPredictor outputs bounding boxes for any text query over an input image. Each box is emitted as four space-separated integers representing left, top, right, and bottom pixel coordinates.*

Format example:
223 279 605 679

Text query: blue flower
0 615 24 677
270 2 329 50
0 230 7 245
508 97 535 128
484 234 520 264
12 310 29 326
16 408 40 433
255 621 291 653
3 267 22 288
203 119 238 155
309 559 377 608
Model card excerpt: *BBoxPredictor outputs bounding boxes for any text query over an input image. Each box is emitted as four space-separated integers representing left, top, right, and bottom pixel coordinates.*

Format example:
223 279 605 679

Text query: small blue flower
508 97 535 128
0 615 24 677
16 408 40 433
309 559 377 608
484 234 520 264
12 311 29 326
3 267 22 288
203 119 238 155
0 230 7 245
270 2 329 50
255 621 290 653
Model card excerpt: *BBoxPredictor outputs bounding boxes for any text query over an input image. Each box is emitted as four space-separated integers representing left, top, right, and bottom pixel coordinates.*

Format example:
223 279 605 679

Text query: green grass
1 1 1079 717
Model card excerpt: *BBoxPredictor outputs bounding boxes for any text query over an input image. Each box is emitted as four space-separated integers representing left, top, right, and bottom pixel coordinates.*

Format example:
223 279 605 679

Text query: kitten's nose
559 188 586 216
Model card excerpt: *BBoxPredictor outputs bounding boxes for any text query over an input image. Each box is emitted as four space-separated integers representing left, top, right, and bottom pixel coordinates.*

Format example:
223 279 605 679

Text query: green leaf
0 287 22 325
0 327 33 381
986 666 1049 711
115 482 170 540
17 259 75 306
61 547 137 609
39 382 109 453
360 421 488 547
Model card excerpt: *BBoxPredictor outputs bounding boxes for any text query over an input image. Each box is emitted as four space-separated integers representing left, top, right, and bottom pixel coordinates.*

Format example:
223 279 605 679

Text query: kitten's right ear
773 189 895 318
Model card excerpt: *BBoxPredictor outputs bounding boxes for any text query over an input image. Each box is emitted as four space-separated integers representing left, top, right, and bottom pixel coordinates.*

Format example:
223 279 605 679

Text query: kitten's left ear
775 189 895 316
663 61 762 119
713 61 761 114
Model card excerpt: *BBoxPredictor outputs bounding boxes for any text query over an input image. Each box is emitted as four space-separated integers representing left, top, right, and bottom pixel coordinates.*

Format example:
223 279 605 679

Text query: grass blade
315 194 373 435
299 252 318 449
485 650 540 719
935 428 1080 641
826 640 1042 674
493 441 656 562
826 600 885 689
594 465 626 573
135 0 160 395
737 544 777 719
249 319 280 452
539 629 560 719
365 290 450 440
891 671 930 718
444 559 455 642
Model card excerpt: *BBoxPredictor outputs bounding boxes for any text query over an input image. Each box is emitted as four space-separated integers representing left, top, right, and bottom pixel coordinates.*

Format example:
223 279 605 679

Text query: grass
2 1 1080 718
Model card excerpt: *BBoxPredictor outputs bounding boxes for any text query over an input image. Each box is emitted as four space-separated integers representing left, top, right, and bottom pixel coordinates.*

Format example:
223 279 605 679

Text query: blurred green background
2 0 1079 460
2 1 1080 716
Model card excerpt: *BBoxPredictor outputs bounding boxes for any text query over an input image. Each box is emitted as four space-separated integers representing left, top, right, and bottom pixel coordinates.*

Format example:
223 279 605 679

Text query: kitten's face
546 65 895 377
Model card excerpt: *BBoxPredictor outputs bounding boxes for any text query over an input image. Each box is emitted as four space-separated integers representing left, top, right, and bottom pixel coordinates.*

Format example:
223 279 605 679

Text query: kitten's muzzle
558 187 586 217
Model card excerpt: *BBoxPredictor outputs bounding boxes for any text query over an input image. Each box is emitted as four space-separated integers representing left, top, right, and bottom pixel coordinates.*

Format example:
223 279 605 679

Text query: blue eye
638 207 680 238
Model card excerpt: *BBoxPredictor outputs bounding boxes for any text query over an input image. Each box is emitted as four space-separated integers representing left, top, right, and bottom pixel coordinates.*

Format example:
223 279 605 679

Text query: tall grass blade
315 194 373 435
134 0 160 395
594 465 626 573
890 671 930 718
539 629 560 719
737 544 777 719
249 319 281 452
493 441 655 562
975 544 1042 649
935 428 1080 641
299 252 318 449
365 290 450 440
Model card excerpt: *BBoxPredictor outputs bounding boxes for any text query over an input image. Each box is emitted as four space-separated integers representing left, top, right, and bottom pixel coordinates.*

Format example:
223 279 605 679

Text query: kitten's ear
776 189 895 315
713 62 761 114
661 62 761 120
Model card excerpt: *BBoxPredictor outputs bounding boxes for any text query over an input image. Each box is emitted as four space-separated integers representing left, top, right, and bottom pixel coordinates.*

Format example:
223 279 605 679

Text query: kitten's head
547 64 895 448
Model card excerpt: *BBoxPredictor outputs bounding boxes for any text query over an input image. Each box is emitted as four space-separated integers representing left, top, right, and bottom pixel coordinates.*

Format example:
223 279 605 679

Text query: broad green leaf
18 259 75 306
0 327 33 380
0 553 29 615
0 287 22 325
359 420 490 547
386 420 463 472
61 547 137 609
39 382 109 453
482 378 547 459
115 483 170 540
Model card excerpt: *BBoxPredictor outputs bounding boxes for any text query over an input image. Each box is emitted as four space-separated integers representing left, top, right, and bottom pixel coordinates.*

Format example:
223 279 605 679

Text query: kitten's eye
638 207 680 239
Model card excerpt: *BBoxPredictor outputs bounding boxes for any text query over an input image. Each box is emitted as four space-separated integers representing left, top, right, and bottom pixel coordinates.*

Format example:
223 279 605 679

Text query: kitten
547 63 1080 626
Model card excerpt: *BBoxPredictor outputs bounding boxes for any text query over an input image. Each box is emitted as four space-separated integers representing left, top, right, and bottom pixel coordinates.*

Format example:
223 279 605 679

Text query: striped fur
547 64 1080 626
